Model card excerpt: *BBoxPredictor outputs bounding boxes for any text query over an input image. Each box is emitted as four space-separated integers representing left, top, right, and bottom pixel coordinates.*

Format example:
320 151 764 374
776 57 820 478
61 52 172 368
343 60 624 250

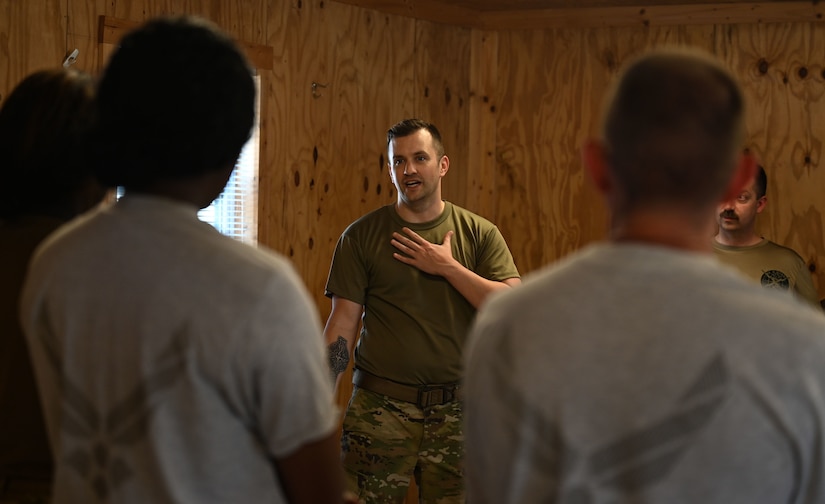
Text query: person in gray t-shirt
465 47 825 504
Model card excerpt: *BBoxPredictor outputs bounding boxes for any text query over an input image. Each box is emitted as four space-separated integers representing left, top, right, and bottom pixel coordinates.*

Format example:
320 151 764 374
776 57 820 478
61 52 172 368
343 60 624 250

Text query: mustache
720 209 738 220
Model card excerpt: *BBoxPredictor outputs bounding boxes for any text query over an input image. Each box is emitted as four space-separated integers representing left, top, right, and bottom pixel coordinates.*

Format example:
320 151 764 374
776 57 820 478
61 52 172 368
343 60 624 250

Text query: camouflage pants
341 387 464 504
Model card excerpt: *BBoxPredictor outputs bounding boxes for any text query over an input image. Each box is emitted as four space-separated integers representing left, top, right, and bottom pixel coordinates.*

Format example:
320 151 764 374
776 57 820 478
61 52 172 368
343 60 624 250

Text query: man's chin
717 222 739 232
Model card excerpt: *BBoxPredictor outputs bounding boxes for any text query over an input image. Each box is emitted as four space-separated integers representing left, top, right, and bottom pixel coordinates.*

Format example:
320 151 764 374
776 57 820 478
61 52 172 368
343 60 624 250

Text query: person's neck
714 228 763 247
395 198 445 224
610 209 716 253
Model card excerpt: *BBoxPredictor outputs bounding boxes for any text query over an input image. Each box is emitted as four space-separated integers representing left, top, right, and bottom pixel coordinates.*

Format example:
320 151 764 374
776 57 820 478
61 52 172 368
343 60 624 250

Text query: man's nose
403 161 417 175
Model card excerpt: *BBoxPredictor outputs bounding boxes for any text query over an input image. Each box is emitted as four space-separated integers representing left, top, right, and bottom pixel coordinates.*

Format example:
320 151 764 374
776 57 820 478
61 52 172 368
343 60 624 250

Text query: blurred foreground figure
464 48 825 503
0 68 102 504
21 16 352 504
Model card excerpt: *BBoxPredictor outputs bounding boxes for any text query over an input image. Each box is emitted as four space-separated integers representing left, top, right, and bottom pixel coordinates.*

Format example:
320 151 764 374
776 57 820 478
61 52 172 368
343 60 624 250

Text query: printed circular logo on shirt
760 270 790 291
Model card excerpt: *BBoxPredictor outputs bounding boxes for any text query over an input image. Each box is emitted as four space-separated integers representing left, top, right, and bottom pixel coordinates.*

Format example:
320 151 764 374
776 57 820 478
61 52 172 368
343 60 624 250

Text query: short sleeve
324 232 369 305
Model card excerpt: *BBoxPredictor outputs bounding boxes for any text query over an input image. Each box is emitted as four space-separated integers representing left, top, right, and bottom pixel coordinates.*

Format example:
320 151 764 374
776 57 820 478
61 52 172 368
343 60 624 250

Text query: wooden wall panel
257 0 291 252
66 0 109 74
259 0 415 311
104 0 268 42
495 28 607 271
0 0 65 99
414 22 474 210
466 29 499 215
269 0 337 308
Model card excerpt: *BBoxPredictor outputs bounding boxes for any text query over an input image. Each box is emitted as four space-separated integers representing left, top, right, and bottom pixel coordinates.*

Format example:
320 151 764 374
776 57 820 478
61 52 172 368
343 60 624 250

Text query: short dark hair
602 48 745 210
387 119 445 157
95 16 255 189
0 69 96 219
753 164 767 199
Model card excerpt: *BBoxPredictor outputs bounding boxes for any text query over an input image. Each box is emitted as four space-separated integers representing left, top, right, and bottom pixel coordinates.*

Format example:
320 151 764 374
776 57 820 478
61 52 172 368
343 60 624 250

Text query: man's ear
720 152 757 203
439 155 450 177
756 195 768 214
582 139 611 195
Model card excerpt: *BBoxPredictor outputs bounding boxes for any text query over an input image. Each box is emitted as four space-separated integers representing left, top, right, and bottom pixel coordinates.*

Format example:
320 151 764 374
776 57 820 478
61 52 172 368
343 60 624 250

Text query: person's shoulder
206 233 294 277
28 207 102 264
342 204 394 234
713 238 802 258
446 202 498 228
447 202 484 219
731 279 825 335
199 238 316 315
483 244 601 308
762 239 805 260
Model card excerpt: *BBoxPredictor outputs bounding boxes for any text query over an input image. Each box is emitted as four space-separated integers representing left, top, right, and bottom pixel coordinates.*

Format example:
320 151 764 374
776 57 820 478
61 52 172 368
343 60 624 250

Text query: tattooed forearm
328 336 350 382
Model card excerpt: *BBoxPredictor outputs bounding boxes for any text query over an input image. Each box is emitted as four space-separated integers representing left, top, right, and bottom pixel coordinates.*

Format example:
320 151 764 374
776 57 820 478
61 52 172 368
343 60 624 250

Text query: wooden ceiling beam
329 1 825 29
478 2 825 29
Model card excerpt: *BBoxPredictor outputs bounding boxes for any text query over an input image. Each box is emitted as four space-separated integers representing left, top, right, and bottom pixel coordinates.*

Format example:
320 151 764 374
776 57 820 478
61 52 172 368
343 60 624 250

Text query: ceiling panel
329 0 821 29
394 0 796 10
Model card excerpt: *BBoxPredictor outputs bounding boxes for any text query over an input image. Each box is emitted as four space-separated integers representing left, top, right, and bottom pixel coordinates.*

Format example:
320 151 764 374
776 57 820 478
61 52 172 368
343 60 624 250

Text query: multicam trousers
341 387 464 504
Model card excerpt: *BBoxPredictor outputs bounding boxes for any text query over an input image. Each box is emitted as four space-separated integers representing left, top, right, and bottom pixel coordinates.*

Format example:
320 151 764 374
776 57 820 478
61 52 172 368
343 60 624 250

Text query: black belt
352 368 460 409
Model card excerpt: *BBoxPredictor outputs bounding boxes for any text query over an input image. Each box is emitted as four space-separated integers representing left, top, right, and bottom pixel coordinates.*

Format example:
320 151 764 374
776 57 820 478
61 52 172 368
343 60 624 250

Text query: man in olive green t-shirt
713 165 820 308
323 119 520 503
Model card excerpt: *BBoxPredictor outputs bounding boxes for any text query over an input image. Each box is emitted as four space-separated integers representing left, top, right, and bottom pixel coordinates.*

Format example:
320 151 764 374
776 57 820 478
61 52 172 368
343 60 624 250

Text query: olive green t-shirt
325 202 519 385
713 238 820 308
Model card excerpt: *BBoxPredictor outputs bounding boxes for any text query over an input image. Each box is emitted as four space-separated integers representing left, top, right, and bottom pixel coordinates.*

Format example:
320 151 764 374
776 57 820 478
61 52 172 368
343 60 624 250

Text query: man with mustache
713 164 820 307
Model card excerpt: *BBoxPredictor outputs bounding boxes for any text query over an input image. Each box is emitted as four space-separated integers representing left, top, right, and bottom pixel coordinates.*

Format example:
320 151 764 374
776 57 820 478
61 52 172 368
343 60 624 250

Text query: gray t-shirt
465 242 825 503
22 195 337 504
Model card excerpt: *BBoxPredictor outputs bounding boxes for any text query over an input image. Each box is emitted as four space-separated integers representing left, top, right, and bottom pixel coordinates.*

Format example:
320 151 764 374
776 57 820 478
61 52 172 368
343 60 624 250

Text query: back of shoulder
731 281 825 354
27 208 101 271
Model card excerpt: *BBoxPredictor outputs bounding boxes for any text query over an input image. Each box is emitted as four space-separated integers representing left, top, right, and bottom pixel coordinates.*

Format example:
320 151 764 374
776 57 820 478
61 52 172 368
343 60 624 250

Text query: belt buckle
416 385 454 408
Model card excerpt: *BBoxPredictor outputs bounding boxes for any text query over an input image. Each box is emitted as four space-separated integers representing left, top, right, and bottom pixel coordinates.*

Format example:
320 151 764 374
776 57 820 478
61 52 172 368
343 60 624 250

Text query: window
198 75 260 245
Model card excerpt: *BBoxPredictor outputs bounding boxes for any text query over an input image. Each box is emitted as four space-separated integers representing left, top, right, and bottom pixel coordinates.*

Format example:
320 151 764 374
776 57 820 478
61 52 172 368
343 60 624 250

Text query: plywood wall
1 2 823 500
7 2 820 327
729 22 825 295
491 21 825 295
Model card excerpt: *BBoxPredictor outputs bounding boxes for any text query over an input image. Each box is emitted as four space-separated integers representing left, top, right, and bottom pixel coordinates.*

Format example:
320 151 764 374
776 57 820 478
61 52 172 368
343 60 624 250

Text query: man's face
388 128 446 208
717 177 766 234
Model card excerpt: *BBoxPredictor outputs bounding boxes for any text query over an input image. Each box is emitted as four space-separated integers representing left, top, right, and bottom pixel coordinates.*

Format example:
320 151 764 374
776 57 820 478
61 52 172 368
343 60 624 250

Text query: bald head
602 48 745 212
